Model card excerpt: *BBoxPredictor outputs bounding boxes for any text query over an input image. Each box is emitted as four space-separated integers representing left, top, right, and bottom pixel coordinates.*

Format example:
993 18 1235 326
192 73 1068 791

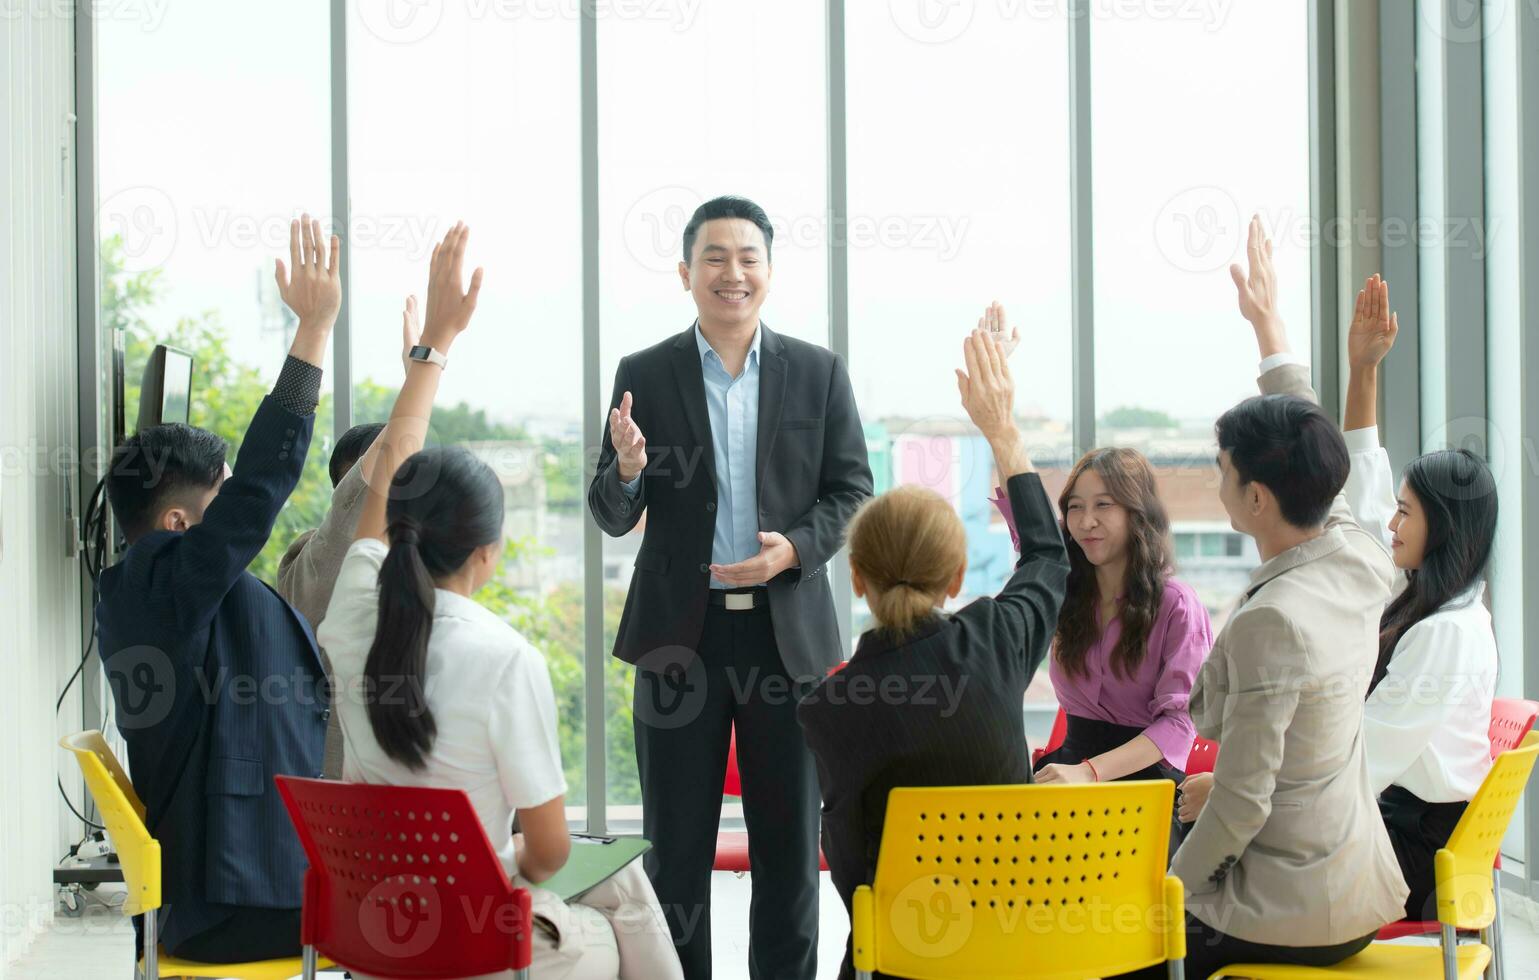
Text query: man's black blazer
96 396 328 949
588 323 874 679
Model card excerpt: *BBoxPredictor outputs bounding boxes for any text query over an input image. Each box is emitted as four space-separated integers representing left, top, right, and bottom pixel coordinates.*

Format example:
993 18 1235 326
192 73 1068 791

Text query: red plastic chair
276 776 534 980
1030 706 1069 767
1374 696 1539 959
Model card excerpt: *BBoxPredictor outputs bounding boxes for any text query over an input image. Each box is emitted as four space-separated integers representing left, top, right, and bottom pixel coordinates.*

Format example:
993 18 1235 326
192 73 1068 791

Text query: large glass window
1090 2 1311 629
595 2 828 823
97 2 333 583
348 3 587 816
846 2 1072 744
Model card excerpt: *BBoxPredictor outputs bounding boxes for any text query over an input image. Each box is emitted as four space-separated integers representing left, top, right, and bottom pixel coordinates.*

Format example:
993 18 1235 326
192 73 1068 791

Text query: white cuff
1257 351 1307 377
1343 426 1382 453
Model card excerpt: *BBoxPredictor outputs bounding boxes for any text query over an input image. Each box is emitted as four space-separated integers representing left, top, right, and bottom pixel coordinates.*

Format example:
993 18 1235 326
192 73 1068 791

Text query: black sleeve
587 355 646 537
782 354 875 585
972 472 1070 678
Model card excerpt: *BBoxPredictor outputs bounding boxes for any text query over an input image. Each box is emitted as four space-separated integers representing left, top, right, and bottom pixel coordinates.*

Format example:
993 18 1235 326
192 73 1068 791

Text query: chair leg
1167 957 1185 980
856 972 873 980
142 911 158 980
1442 922 1459 980
301 944 318 980
513 969 529 980
1490 867 1506 980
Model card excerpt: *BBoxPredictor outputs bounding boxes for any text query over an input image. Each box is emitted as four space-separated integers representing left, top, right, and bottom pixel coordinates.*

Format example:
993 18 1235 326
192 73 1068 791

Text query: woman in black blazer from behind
798 325 1070 980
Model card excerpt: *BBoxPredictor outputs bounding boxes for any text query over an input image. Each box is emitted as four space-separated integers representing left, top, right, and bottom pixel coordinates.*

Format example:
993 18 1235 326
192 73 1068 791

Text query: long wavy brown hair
1054 448 1173 680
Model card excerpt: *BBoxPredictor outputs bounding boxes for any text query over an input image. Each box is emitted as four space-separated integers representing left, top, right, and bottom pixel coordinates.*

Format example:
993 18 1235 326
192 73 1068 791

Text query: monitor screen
136 344 194 431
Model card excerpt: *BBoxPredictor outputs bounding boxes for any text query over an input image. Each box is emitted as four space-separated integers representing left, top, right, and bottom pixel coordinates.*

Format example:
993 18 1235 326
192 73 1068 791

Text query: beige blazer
276 461 369 778
1171 362 1409 946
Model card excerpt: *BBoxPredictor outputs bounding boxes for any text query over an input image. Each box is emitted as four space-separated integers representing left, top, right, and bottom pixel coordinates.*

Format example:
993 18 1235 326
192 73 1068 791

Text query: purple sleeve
1141 586 1213 769
990 487 1020 550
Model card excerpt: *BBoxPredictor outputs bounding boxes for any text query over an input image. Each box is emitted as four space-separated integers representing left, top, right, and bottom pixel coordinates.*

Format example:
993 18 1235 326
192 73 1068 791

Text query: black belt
708 587 769 610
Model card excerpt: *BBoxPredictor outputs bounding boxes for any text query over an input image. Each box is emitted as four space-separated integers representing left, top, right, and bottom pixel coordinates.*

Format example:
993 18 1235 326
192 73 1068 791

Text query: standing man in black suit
96 216 338 964
589 196 874 978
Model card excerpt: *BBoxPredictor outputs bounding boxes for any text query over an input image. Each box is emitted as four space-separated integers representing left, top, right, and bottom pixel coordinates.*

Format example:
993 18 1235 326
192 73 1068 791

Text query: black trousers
163 906 303 963
1034 714 1188 859
1111 912 1376 979
634 602 821 980
1380 784 1469 921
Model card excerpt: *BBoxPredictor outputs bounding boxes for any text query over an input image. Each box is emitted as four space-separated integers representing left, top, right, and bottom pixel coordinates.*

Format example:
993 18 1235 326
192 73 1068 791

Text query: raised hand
420 222 485 350
609 391 648 483
710 531 799 587
1229 214 1288 358
981 300 1019 358
399 294 422 376
1346 274 1398 370
955 329 1015 443
275 213 342 324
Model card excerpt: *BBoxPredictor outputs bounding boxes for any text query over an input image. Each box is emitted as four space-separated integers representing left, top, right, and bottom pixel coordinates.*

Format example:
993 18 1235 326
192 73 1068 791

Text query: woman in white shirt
320 233 680 980
1342 274 1500 921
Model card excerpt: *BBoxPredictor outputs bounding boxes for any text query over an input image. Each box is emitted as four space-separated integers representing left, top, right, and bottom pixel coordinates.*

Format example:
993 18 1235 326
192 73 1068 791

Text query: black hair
329 422 385 488
106 423 228 542
1371 449 1499 691
681 195 774 265
365 446 505 771
1215 394 1349 529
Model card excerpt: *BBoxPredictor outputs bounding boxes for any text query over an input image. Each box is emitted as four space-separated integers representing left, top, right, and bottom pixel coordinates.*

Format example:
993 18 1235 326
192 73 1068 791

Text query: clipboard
539 835 652 903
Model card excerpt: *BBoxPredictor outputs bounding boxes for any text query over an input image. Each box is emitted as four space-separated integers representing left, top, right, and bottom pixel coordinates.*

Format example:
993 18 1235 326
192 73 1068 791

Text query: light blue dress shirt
622 324 762 588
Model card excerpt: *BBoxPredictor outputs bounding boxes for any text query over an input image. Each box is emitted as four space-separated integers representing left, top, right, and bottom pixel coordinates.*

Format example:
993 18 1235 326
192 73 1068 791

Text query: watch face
408 345 431 360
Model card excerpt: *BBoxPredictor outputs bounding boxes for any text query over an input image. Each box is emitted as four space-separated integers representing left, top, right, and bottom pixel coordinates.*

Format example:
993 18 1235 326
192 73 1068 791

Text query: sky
96 0 1313 433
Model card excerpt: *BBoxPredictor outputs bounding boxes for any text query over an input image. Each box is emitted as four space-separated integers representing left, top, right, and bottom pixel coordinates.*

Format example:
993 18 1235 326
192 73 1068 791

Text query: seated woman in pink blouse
994 447 1213 850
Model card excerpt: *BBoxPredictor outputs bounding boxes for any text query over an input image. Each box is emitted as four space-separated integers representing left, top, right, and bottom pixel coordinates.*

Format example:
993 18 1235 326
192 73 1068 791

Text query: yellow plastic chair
851 780 1186 979
1210 730 1539 980
60 731 333 980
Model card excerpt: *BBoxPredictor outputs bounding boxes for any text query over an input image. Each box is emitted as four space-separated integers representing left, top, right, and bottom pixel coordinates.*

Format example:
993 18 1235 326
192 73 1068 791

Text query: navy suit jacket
587 323 874 679
96 396 328 949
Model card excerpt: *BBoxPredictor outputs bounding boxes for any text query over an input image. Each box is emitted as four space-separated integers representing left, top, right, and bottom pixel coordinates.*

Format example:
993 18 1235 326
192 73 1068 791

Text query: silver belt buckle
724 592 755 611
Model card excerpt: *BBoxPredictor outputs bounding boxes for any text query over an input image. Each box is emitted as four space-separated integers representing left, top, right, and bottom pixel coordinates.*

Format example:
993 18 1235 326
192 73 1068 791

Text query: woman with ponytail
1340 275 1499 921
798 324 1070 980
318 224 680 980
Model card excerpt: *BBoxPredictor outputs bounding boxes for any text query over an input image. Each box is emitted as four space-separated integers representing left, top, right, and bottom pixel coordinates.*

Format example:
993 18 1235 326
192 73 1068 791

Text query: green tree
1098 405 1181 430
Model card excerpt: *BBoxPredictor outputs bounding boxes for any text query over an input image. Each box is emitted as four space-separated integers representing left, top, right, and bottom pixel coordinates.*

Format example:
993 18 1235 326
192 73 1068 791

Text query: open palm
1346 273 1398 370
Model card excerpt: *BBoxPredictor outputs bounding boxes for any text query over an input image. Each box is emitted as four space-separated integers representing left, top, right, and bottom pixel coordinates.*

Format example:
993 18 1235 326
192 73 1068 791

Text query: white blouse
318 539 569 875
1343 426 1498 802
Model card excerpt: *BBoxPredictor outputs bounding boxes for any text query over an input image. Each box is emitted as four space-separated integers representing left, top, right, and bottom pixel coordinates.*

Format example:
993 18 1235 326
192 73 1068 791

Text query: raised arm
354 222 484 544
1341 274 1401 551
172 215 339 631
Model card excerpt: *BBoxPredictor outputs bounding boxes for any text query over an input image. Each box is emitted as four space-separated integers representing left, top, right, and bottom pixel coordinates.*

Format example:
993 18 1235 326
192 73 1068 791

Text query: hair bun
391 517 421 546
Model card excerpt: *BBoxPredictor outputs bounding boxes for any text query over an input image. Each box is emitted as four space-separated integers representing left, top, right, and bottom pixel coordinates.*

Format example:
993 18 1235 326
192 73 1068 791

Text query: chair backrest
59 731 160 918
724 725 742 797
1487 698 1539 758
1436 731 1539 931
276 776 532 978
1031 707 1069 766
1185 737 1219 775
856 781 1182 979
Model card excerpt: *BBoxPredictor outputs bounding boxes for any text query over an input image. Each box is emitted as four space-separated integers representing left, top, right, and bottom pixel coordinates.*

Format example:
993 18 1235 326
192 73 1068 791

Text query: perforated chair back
1488 698 1539 758
1436 731 1539 932
60 731 159 918
275 776 533 979
852 781 1184 980
1185 738 1218 775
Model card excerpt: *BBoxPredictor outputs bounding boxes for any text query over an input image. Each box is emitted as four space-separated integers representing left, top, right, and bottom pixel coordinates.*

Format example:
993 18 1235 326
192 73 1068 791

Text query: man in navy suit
96 216 339 963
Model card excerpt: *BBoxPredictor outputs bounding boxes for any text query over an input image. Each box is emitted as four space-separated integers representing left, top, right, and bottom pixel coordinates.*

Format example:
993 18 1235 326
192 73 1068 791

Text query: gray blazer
1171 362 1409 945
276 462 369 778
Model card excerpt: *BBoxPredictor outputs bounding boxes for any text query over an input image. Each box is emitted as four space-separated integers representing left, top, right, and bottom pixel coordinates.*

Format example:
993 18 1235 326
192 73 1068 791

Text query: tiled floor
12 874 1539 978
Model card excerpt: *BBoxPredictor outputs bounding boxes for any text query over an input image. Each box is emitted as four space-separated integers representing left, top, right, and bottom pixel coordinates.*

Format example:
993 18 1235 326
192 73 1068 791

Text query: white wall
0 5 84 972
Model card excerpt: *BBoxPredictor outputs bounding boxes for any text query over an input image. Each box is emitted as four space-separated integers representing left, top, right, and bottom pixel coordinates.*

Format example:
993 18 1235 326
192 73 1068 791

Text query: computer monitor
136 344 194 431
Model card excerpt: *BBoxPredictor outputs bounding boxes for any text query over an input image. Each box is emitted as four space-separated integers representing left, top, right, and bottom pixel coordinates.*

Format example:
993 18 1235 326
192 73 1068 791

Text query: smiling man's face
679 216 771 331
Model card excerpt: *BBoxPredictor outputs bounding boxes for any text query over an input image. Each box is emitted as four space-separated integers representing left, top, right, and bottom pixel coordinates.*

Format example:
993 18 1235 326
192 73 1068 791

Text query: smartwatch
407 345 448 370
